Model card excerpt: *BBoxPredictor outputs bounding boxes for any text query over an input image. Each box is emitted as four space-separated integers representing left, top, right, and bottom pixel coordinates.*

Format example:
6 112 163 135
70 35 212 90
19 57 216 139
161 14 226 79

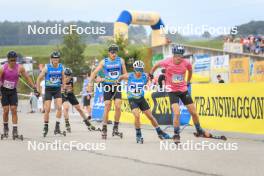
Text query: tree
61 31 86 76
202 31 211 39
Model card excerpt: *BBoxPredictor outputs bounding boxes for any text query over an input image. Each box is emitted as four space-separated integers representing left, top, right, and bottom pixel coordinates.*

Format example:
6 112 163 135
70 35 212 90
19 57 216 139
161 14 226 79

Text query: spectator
217 75 225 83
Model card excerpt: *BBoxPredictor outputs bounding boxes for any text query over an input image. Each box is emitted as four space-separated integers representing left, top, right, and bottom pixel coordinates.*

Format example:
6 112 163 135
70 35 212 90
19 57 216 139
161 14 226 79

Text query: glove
187 82 191 87
148 73 154 80
33 88 40 97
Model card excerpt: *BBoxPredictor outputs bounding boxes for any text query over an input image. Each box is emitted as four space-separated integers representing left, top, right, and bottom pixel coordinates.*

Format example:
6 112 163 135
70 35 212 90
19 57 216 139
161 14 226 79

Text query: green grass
183 39 224 50
0 44 105 58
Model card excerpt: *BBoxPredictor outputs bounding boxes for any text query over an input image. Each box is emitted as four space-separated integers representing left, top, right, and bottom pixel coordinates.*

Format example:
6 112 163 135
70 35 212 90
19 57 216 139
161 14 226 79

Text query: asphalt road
0 100 263 176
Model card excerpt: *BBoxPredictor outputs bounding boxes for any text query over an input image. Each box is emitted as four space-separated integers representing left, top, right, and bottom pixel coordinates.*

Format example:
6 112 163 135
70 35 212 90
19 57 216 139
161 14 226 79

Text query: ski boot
112 125 123 138
1 126 9 140
54 123 66 136
136 134 144 144
43 125 48 137
172 134 181 145
12 127 23 141
158 130 171 140
84 119 101 131
65 121 71 133
102 125 107 139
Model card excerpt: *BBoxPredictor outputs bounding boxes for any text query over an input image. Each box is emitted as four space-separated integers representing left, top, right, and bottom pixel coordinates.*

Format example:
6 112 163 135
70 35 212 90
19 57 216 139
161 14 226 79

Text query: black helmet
108 44 119 52
172 45 185 55
7 51 18 59
51 51 61 58
64 67 72 76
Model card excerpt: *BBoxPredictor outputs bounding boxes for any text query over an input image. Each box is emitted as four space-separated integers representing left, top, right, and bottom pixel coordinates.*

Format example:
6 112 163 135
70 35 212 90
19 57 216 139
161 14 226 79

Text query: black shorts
128 97 150 111
62 92 79 105
45 87 62 101
1 87 18 106
83 95 91 106
168 91 193 105
103 84 122 101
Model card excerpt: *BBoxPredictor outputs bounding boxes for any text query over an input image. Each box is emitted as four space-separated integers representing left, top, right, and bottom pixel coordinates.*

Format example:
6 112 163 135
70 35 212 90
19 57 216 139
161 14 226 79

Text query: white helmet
133 60 144 69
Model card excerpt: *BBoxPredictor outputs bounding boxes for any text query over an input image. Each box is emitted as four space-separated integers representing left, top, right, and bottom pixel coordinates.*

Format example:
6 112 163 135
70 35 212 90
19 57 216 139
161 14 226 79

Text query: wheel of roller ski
1 134 3 140
20 135 24 141
120 133 123 139
221 136 227 140
13 135 16 140
63 131 66 136
140 138 144 144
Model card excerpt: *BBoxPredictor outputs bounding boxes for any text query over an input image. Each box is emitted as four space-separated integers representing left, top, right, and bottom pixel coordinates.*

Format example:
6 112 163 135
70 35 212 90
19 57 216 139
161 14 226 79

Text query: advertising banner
230 57 250 82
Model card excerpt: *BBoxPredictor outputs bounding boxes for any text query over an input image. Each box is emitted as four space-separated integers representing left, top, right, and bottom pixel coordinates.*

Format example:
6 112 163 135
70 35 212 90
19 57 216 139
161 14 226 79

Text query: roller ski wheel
88 125 101 131
102 126 107 139
193 132 227 141
136 137 144 144
66 125 71 133
1 129 9 140
172 134 181 145
1 134 8 140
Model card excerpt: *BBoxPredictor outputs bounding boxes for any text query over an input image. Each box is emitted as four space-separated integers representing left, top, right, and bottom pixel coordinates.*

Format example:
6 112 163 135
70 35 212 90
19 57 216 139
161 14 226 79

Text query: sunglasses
109 51 117 54
134 68 143 73
9 59 16 62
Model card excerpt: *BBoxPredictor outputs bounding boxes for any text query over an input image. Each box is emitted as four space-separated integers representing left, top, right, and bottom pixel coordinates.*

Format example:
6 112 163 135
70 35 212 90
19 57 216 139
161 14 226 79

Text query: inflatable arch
114 10 166 47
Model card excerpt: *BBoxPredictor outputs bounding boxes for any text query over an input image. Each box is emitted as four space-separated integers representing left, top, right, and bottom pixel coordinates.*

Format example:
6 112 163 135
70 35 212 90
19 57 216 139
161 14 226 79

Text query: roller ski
43 125 48 137
172 134 181 145
102 125 107 140
136 135 144 144
84 119 101 131
193 131 227 141
12 128 23 141
158 131 171 140
54 123 66 136
112 126 123 139
1 126 9 140
65 121 71 133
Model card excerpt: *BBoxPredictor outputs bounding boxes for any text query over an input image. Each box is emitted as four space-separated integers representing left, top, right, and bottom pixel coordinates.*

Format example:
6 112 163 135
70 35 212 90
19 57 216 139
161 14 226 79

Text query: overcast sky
0 0 263 27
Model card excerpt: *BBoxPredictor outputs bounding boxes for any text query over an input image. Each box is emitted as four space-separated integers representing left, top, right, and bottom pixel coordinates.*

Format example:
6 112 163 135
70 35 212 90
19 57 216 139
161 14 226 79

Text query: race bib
50 76 61 84
3 80 15 89
108 71 120 79
172 74 184 83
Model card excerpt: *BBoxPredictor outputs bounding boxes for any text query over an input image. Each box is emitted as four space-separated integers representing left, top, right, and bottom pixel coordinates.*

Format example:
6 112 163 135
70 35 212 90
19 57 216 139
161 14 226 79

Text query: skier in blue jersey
88 44 127 139
37 51 66 137
118 60 171 144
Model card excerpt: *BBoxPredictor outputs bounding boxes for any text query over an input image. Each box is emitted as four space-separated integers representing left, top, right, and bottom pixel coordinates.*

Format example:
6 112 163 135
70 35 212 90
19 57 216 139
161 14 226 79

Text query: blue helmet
7 51 18 59
172 45 185 55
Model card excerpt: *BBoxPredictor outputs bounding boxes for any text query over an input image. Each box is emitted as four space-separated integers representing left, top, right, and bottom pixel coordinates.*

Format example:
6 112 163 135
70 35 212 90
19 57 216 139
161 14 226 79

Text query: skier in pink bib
0 51 36 140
